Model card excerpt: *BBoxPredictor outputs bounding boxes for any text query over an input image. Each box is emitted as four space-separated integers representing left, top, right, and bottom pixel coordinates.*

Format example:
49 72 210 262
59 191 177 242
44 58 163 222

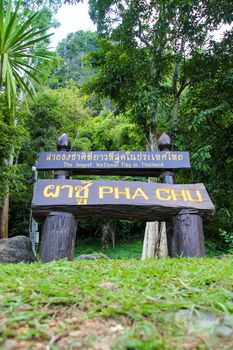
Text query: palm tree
0 0 52 238
0 0 52 110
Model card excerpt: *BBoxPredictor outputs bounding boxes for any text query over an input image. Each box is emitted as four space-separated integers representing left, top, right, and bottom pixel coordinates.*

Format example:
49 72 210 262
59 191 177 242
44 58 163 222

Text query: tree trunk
173 209 205 257
142 221 159 259
142 100 168 259
158 222 168 257
166 220 175 257
142 222 168 259
172 36 185 125
100 220 116 249
41 212 77 262
141 44 169 259
0 116 18 239
142 100 168 260
173 95 179 124
0 192 9 238
111 220 116 249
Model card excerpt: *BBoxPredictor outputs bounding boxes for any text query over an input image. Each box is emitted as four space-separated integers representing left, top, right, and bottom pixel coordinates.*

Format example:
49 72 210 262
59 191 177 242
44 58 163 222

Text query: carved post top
56 134 71 179
158 132 172 151
158 133 175 184
57 133 71 152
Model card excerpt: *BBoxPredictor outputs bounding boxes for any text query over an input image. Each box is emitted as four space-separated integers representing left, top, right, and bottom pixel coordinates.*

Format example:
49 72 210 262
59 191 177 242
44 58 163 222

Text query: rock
216 254 230 259
99 282 117 290
166 310 233 338
109 324 124 333
77 253 110 260
0 236 36 263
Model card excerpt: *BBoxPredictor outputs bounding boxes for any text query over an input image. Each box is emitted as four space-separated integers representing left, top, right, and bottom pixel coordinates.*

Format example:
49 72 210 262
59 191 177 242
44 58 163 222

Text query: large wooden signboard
36 151 190 176
32 179 214 221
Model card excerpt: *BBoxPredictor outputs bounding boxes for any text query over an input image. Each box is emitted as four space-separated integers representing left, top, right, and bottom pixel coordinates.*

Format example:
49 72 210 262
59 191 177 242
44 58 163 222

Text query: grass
75 237 226 259
75 238 144 259
0 256 233 349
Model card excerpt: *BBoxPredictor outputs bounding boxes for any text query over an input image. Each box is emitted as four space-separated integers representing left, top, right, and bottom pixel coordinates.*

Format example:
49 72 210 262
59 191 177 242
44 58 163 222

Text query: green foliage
0 0 57 211
80 2 233 250
0 0 52 111
77 108 144 151
0 93 26 201
220 229 233 254
86 39 155 114
34 51 63 89
9 86 146 235
89 0 232 42
20 86 90 159
9 86 90 235
87 0 232 142
173 32 233 248
15 0 62 13
56 30 98 86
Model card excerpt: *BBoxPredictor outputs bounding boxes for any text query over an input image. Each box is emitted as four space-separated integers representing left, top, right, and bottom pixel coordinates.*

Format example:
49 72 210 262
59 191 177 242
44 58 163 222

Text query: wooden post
158 133 175 257
40 134 77 262
172 209 205 257
158 132 205 257
41 212 77 262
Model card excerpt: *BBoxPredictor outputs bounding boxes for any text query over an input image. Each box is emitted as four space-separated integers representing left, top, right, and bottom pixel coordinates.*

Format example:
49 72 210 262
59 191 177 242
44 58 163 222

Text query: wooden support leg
41 212 77 262
166 220 174 257
172 209 205 257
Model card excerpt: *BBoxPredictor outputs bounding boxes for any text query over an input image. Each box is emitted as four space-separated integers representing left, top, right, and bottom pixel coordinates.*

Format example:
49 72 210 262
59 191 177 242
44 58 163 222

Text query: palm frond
12 33 53 52
0 0 52 111
0 0 4 39
5 13 40 50
9 26 51 51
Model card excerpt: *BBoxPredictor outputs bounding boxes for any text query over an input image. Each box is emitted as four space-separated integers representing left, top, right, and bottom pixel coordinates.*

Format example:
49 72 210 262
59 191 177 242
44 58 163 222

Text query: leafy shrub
220 229 233 254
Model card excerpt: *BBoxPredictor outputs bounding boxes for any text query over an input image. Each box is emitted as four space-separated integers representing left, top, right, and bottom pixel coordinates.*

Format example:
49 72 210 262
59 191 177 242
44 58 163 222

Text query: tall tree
0 0 52 238
84 0 232 256
177 30 233 246
88 0 231 129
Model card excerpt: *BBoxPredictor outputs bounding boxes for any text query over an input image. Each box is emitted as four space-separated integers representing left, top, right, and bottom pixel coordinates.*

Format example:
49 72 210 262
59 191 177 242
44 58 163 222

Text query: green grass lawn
0 256 233 350
75 238 225 259
75 238 144 259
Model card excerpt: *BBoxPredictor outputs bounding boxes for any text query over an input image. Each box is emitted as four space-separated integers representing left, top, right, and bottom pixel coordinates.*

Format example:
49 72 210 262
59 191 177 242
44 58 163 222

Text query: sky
50 1 96 49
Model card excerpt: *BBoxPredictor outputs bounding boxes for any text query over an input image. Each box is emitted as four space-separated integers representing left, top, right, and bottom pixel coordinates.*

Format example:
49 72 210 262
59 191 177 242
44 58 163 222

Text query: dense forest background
0 0 232 254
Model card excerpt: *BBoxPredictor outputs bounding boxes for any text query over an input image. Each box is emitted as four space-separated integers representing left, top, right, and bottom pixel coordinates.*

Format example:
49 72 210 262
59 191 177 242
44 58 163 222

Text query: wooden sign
32 180 214 221
36 151 190 176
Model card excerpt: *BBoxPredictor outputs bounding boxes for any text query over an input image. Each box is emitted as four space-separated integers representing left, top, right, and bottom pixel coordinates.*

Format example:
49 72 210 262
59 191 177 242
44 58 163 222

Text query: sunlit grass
0 257 233 349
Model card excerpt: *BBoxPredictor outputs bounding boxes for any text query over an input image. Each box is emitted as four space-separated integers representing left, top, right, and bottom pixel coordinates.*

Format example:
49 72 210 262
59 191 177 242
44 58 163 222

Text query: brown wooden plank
32 180 215 221
36 151 191 176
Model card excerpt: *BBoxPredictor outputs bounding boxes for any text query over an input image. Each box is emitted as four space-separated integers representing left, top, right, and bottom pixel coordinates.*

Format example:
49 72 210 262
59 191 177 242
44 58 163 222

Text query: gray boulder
0 236 36 263
77 253 110 260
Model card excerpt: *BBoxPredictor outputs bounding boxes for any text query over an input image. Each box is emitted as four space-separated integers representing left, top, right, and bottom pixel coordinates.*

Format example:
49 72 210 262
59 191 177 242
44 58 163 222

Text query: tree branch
177 80 190 97
172 61 180 95
136 18 150 47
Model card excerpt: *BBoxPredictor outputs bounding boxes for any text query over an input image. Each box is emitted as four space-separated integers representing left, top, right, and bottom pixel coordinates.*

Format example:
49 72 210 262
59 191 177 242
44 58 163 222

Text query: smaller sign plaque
36 151 191 176
32 179 214 221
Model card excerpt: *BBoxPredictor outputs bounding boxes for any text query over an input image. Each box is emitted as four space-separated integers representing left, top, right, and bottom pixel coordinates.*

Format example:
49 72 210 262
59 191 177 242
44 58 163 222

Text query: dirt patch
0 305 126 350
1 305 233 350
55 318 125 350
